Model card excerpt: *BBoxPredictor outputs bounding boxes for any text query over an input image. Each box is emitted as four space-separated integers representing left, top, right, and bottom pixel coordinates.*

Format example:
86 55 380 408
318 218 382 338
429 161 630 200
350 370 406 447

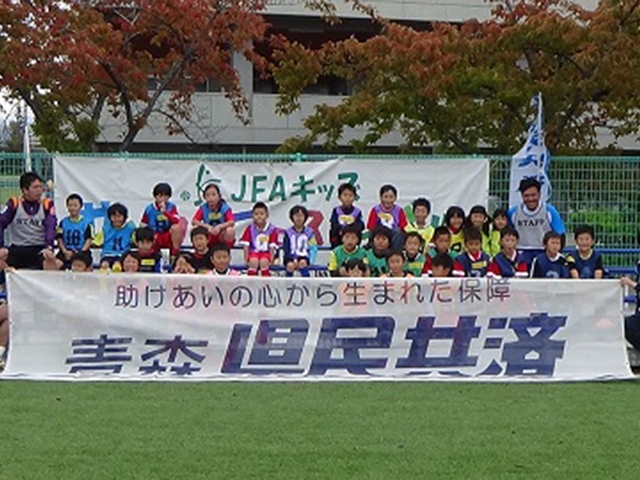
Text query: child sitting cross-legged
283 205 317 277
97 203 136 272
180 226 214 274
239 202 279 277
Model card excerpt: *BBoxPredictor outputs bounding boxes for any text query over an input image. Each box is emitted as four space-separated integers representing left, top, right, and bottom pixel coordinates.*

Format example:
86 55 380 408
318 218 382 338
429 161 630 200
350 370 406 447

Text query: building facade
97 0 619 152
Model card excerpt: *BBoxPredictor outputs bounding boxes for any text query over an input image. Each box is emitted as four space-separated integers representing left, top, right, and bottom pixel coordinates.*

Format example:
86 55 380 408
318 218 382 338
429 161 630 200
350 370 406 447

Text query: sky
0 89 19 121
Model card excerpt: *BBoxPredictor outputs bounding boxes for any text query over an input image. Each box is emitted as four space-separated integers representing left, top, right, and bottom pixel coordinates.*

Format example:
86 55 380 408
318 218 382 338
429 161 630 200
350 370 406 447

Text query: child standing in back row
443 206 465 254
367 184 407 249
489 208 509 258
329 183 364 248
466 205 498 257
404 197 434 248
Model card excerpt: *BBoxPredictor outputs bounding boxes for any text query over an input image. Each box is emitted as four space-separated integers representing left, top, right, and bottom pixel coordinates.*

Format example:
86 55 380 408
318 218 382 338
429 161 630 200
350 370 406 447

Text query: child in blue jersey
487 227 528 278
456 227 491 277
141 183 187 257
530 231 575 278
133 227 162 273
329 183 364 248
283 205 318 277
98 203 136 271
192 184 235 248
53 193 94 270
569 225 604 279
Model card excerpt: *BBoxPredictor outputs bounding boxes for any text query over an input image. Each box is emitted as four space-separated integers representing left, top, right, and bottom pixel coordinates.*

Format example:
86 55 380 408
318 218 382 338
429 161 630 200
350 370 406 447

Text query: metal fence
1 152 639 268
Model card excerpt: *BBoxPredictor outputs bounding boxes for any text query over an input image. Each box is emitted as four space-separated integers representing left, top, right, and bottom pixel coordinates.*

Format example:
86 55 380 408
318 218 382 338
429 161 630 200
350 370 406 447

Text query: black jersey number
112 236 124 251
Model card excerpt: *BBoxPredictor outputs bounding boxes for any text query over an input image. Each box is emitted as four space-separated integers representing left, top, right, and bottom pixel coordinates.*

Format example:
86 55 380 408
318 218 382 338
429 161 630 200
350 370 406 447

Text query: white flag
509 93 552 208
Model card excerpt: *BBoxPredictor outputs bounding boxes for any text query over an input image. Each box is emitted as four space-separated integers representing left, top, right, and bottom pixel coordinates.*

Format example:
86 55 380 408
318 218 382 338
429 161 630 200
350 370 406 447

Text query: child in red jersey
239 202 279 276
191 184 235 247
141 182 187 256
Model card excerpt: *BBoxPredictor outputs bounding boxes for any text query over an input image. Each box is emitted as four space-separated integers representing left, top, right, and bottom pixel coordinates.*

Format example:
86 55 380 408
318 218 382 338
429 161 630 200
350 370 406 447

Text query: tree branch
119 46 196 151
98 60 136 136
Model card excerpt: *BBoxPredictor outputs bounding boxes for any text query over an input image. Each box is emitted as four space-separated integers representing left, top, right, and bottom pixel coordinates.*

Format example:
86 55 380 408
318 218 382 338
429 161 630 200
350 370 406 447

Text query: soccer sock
0 346 6 359
247 268 257 276
300 267 310 277
260 268 271 277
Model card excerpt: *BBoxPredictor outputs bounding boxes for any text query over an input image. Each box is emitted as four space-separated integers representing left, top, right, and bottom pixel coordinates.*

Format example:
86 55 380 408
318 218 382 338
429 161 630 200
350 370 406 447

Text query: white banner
2 271 632 381
53 156 489 245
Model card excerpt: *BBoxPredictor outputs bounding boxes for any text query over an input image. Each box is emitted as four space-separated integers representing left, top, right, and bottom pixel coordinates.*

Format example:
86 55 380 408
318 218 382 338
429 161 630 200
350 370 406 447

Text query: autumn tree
0 0 268 151
271 0 640 154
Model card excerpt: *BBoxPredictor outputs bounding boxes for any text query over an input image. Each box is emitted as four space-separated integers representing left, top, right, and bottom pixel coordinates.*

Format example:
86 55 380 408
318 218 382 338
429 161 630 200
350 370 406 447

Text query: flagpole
22 99 32 172
536 93 543 185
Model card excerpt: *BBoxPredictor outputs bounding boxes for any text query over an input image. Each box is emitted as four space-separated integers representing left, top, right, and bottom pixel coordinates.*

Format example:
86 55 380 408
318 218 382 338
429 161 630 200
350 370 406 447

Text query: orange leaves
0 0 269 150
271 0 640 153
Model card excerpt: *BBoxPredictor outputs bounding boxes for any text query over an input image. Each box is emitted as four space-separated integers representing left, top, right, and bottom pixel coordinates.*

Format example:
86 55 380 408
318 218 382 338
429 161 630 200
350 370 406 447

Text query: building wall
263 0 599 23
96 0 617 152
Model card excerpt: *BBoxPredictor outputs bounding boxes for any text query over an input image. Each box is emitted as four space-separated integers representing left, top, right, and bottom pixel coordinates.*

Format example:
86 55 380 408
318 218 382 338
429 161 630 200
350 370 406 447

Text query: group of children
53 182 316 277
51 180 603 279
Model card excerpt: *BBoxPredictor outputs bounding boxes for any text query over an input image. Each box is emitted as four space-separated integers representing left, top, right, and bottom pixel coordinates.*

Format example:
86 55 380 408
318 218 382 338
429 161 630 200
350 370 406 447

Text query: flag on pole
22 100 32 172
508 93 552 208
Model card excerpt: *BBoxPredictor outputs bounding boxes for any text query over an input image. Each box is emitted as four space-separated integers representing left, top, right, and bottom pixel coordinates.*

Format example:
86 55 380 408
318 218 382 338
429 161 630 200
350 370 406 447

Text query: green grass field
1 381 639 479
